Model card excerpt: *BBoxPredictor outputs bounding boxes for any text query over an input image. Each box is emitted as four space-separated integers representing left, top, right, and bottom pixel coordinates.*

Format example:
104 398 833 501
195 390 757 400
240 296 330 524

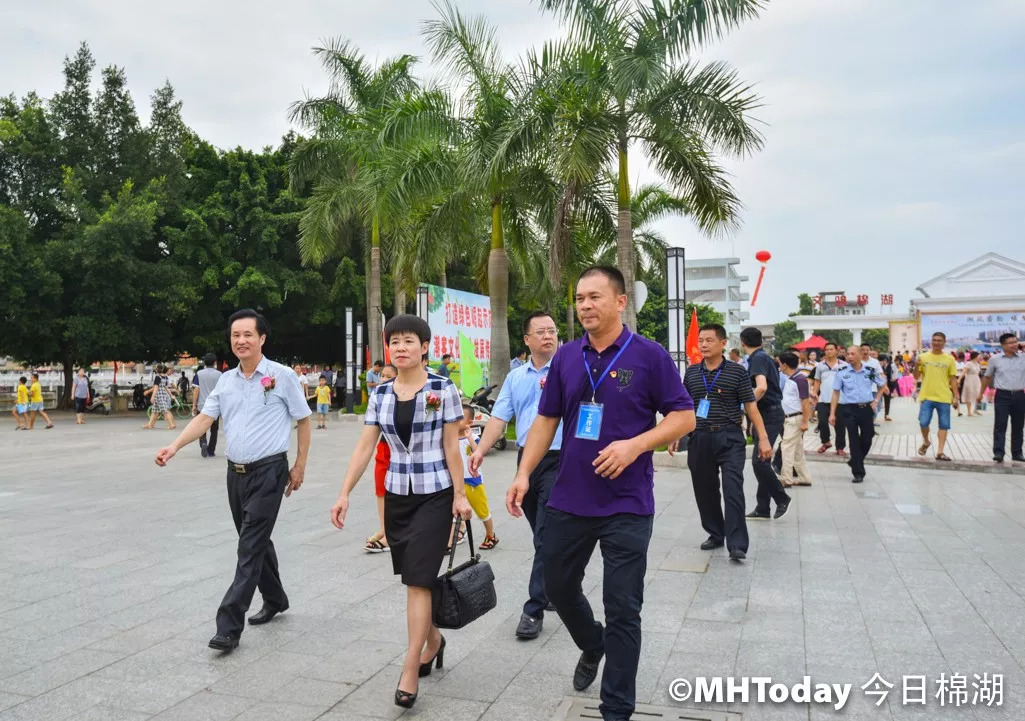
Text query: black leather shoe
573 648 604 691
546 601 556 612
515 613 542 640
852 475 865 483
773 499 791 520
700 537 724 550
208 634 239 651
729 548 746 561
745 511 770 520
1013 456 1025 463
248 604 287 625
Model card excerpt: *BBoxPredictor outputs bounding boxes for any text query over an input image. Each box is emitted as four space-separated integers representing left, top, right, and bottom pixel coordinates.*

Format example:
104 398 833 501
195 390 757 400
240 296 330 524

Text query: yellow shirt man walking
914 332 959 461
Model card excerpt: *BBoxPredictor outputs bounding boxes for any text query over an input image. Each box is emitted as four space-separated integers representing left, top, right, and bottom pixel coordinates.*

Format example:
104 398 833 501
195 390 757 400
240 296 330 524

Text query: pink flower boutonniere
424 391 441 415
539 376 547 390
261 375 276 404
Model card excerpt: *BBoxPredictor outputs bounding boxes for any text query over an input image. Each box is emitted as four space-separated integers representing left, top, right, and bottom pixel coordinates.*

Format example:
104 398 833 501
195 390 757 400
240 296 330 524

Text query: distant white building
686 257 750 347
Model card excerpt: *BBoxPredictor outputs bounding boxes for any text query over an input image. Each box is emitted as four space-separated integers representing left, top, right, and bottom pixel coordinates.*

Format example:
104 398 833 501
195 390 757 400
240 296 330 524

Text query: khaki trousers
780 415 812 486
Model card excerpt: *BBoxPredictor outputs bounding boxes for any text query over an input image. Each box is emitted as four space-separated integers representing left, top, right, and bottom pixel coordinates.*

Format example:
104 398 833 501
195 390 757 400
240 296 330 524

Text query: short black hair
461 404 474 417
383 363 397 373
373 359 384 367
19 376 26 384
740 327 763 348
578 265 626 295
31 372 39 380
203 352 217 366
824 342 836 350
932 331 946 341
860 342 872 349
523 311 555 336
319 374 327 380
384 314 431 345
228 308 269 337
779 351 799 369
699 323 727 340
1000 332 1017 344
441 354 452 362
729 348 741 356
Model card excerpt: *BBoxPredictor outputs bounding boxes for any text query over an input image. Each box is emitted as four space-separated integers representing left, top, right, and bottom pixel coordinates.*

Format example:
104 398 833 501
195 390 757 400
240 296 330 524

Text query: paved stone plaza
3 412 1025 720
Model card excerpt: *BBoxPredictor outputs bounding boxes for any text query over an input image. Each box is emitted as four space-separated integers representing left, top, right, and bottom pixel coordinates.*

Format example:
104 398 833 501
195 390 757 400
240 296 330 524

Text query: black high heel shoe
419 635 446 677
394 686 418 708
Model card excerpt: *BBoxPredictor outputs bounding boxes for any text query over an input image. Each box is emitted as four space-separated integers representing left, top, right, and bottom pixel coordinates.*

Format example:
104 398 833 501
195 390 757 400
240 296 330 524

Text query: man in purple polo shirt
507 265 696 721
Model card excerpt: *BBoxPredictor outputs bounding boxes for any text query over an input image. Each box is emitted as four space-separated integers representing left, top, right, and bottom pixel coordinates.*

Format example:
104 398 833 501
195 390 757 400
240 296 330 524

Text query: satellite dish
634 281 648 312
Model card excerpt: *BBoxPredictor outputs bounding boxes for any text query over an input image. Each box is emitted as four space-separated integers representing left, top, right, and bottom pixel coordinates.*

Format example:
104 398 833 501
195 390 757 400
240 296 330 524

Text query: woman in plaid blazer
332 314 472 709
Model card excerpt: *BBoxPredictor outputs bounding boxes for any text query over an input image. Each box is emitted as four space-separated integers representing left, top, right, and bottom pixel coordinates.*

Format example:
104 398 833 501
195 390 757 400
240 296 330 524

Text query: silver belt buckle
233 463 247 474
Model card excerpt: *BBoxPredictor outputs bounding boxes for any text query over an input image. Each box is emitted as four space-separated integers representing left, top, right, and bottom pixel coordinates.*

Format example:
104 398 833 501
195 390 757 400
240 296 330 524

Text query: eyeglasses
528 328 558 338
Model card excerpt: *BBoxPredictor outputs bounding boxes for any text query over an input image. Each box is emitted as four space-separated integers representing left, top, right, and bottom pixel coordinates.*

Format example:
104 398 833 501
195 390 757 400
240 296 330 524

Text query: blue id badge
696 398 710 419
576 402 604 440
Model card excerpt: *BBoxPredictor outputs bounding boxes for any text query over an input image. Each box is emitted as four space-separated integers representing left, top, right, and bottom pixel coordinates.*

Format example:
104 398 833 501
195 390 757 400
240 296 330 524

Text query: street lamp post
345 307 354 414
416 285 429 324
356 321 364 405
666 246 687 378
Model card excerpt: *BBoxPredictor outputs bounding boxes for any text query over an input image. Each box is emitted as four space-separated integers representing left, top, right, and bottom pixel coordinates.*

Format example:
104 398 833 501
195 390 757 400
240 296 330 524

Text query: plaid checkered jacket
365 373 463 494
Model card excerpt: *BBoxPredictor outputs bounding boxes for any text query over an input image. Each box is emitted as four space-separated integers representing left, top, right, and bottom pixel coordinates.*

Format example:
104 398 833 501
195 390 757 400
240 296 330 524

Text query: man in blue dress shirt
470 311 563 640
829 346 886 483
155 309 312 651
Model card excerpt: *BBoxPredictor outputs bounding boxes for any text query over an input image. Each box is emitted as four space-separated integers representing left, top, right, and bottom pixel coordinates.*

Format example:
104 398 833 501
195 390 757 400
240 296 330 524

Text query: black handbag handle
446 516 478 574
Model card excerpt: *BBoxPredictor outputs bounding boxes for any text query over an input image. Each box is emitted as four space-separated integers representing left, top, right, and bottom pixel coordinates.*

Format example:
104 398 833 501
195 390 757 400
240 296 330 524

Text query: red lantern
751 251 771 306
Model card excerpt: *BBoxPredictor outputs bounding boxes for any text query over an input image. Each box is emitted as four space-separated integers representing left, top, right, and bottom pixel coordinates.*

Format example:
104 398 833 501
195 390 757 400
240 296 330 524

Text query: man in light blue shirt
470 311 562 640
155 309 312 652
828 346 886 483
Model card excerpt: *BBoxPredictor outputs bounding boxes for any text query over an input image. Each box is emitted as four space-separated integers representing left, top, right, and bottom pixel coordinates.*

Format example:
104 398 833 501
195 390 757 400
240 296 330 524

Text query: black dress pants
752 405 790 515
817 402 846 449
199 419 219 455
543 509 653 721
518 449 560 620
993 390 1025 459
216 456 290 638
839 405 875 477
687 426 749 553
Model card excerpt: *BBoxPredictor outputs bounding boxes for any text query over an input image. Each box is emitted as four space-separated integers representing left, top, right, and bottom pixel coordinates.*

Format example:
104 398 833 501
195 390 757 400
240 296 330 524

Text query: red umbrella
793 335 828 350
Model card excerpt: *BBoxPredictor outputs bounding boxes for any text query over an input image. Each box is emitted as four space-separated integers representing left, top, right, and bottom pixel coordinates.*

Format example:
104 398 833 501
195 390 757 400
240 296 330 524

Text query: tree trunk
368 215 384 365
61 347 75 410
393 275 406 316
439 267 447 288
488 200 510 394
566 280 575 341
617 139 637 330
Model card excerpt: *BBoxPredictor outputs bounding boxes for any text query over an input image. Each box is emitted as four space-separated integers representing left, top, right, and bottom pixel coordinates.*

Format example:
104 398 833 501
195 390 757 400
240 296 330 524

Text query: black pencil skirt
385 485 454 587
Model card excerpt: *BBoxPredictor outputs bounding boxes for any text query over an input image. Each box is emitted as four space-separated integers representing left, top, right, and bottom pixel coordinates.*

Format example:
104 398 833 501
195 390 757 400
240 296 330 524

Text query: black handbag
432 517 497 629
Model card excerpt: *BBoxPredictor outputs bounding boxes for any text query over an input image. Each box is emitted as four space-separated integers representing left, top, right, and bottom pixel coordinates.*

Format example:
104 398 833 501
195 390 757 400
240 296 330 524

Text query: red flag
686 307 702 365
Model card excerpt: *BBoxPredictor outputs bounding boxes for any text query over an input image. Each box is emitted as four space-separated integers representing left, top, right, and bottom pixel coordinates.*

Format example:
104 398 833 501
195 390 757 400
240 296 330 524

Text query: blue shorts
15 403 27 414
919 400 951 430
317 403 330 414
28 401 45 412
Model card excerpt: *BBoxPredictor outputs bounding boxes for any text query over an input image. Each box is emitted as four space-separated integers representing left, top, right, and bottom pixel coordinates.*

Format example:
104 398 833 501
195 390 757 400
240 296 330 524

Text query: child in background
12 376 28 430
314 375 332 429
365 363 397 553
457 404 499 550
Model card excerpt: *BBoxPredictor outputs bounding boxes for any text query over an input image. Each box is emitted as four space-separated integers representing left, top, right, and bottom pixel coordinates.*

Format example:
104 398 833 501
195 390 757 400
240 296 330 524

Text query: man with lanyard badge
829 346 886 482
981 332 1025 463
670 324 772 560
507 266 695 721
470 311 563 640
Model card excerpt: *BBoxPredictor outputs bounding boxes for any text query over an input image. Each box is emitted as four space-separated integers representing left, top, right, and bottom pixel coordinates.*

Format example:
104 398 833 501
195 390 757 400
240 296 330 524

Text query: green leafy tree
536 0 765 330
796 292 816 316
861 329 889 352
773 320 803 351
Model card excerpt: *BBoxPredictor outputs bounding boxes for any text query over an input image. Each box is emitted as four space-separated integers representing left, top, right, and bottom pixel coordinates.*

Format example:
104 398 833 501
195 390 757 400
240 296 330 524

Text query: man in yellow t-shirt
27 372 55 429
914 332 959 461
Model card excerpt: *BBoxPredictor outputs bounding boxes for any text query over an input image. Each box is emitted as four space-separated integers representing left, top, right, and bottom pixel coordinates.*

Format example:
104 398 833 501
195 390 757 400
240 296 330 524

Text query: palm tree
537 0 766 330
287 39 419 363
422 0 549 392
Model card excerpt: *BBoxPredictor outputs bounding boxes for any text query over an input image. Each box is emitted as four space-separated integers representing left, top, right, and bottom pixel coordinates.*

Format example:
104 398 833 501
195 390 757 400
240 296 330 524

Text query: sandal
936 453 952 462
817 443 831 454
479 534 499 550
364 538 390 553
918 441 930 456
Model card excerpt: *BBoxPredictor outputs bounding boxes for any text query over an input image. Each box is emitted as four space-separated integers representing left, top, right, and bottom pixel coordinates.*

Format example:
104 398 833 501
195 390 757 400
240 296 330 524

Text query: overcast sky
2 0 1022 323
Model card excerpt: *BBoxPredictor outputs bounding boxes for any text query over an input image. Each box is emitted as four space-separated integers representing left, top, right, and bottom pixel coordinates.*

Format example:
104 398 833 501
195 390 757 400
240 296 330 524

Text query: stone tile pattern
2 413 1024 720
